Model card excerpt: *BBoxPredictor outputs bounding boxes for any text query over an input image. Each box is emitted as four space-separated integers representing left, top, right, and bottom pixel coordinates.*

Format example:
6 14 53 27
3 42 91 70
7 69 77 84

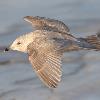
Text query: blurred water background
0 0 100 100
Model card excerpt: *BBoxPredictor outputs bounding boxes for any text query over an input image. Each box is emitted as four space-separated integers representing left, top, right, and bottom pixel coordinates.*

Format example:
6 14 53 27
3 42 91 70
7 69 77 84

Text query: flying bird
5 16 100 88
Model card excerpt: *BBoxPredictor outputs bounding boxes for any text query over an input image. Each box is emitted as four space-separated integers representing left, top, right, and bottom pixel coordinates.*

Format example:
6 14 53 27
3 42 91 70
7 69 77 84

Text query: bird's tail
77 32 100 50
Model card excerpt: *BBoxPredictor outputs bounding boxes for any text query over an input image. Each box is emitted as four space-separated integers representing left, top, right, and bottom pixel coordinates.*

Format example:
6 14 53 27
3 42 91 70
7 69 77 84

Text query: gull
5 16 100 88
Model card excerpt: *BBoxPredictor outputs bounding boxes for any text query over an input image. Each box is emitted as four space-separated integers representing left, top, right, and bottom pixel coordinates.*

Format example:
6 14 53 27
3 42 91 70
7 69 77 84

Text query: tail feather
85 33 100 50
78 32 100 50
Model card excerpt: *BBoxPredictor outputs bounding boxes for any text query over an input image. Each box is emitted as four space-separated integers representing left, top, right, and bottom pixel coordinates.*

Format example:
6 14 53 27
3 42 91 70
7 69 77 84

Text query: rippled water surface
0 0 100 100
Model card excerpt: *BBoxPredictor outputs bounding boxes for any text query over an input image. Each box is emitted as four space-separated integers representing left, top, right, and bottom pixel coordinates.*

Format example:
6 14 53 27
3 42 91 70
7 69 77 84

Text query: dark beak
4 48 9 52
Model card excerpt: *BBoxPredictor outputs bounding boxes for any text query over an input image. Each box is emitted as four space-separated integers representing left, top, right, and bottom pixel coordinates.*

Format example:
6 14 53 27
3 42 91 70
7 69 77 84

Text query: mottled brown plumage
5 16 100 88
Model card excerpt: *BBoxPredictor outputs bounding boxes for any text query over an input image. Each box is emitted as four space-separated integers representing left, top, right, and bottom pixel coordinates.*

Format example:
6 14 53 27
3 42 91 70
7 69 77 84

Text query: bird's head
5 32 34 53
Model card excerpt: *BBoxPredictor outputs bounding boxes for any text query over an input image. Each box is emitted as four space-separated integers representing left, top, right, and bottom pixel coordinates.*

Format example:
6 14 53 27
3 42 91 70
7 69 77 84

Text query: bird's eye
17 42 21 45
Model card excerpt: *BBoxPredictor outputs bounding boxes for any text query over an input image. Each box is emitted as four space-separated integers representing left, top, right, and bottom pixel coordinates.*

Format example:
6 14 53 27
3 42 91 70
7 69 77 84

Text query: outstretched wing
24 16 70 33
27 37 62 88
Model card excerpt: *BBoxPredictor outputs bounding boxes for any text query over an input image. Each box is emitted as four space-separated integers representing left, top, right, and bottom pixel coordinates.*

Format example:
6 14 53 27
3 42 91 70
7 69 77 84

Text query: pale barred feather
47 54 61 74
37 61 61 88
28 50 61 88
47 58 61 75
27 37 62 88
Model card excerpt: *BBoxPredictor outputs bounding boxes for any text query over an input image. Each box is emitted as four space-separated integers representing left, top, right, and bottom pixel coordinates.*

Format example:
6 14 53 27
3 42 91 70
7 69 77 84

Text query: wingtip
24 17 34 25
23 16 33 22
23 16 28 21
